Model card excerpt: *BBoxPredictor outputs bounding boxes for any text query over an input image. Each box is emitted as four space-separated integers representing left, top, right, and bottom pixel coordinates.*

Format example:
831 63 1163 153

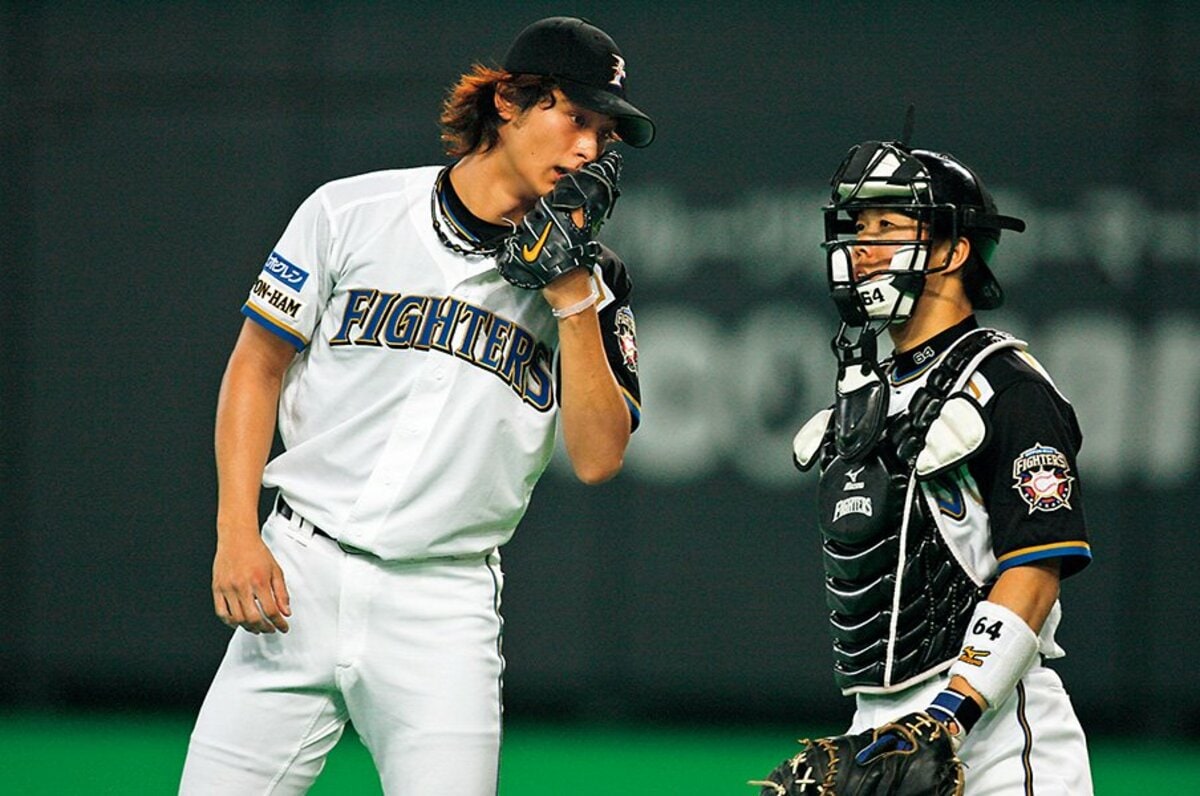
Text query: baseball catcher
496 150 622 289
752 133 1094 794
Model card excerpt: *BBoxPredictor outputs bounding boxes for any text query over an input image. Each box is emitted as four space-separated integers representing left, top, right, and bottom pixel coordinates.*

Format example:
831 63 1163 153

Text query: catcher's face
498 89 618 200
851 209 962 280
851 209 928 281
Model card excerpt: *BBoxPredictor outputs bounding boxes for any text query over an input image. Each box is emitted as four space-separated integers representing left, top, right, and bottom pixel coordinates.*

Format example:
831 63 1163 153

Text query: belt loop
276 494 297 525
276 494 316 542
276 495 347 549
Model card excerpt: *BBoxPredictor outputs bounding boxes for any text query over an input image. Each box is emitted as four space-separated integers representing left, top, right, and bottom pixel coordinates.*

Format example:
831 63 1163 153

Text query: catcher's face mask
822 142 956 328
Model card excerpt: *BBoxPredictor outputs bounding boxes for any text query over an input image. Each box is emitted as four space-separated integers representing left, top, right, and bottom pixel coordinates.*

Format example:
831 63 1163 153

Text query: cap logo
609 54 627 89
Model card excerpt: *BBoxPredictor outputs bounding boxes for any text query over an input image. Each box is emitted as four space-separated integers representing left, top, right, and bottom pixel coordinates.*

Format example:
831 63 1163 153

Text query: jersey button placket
343 360 454 547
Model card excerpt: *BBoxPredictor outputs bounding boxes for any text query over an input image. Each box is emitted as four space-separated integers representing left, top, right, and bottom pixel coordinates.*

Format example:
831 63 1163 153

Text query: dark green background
3 0 1198 749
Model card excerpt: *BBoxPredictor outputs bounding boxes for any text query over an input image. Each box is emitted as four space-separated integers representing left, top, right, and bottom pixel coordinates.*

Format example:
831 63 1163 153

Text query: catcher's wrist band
551 283 600 319
927 688 983 735
947 599 1041 708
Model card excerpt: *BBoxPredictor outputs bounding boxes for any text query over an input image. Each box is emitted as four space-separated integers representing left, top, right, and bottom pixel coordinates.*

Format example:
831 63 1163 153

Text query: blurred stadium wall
2 1 1197 736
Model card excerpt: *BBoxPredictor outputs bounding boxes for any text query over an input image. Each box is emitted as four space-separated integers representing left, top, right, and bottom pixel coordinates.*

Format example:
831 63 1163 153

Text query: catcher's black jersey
888 316 1092 581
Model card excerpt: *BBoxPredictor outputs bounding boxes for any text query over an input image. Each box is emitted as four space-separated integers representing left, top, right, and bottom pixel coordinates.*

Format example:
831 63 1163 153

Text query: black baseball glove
750 713 964 795
495 151 622 289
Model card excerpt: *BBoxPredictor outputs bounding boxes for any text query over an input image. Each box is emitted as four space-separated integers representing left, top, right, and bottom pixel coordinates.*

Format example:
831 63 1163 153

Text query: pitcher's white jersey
240 166 640 560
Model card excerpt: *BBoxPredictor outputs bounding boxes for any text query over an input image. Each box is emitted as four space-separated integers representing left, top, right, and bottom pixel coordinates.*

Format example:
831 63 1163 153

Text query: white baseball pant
850 664 1093 795
180 509 505 794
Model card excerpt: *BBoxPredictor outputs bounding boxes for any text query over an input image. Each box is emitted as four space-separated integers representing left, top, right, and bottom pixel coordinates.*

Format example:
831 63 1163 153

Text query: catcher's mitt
495 151 622 289
750 712 964 796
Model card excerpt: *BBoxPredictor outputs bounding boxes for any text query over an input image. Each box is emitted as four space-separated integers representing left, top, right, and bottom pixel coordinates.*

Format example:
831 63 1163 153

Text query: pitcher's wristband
552 284 600 319
947 600 1041 709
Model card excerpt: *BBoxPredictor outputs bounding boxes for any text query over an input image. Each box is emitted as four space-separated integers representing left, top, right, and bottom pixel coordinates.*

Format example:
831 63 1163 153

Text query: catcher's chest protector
814 329 1019 694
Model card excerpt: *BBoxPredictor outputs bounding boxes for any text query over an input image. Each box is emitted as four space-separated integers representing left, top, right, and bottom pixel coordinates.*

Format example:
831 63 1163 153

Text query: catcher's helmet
822 141 1025 327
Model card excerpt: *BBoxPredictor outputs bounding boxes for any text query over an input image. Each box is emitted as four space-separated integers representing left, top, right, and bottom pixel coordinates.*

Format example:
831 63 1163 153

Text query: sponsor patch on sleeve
262 250 310 293
1011 442 1075 513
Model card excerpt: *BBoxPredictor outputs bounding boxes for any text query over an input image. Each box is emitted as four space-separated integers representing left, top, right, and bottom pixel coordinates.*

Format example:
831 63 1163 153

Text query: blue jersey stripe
622 388 642 431
996 544 1092 574
242 303 308 350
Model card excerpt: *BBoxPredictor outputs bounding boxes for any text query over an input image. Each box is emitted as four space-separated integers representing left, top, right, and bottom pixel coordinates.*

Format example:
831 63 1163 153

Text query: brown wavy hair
439 65 558 157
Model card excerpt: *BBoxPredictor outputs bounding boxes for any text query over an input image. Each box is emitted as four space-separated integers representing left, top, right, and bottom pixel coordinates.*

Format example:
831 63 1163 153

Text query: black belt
276 495 337 542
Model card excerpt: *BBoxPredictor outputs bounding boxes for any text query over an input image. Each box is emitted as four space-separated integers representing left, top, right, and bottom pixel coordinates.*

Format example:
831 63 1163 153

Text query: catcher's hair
440 65 558 157
904 210 992 305
960 255 991 305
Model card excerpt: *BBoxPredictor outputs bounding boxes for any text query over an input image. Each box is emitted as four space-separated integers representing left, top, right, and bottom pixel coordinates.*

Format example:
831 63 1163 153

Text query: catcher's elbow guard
947 600 1041 709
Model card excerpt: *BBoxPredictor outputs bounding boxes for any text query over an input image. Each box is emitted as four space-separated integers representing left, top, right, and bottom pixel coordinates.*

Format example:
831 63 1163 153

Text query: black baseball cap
503 16 656 148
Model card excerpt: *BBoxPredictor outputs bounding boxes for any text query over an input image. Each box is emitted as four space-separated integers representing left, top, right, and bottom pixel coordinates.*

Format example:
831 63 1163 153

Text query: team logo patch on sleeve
262 251 310 292
1011 442 1075 513
614 305 638 374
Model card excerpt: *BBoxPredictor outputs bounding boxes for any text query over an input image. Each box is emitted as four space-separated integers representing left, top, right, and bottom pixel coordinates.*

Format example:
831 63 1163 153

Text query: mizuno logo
957 646 991 667
522 221 554 262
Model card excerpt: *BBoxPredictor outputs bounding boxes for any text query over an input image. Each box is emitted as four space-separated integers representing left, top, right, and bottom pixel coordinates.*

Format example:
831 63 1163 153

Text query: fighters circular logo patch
614 306 638 374
1011 442 1074 514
